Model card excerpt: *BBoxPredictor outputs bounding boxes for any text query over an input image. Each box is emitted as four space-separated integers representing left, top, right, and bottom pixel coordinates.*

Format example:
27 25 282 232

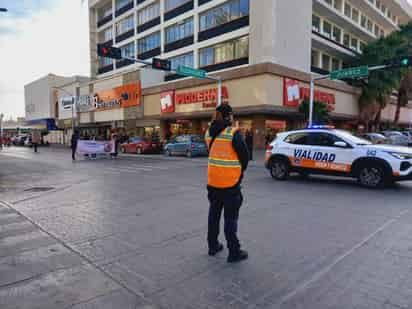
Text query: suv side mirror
334 141 348 148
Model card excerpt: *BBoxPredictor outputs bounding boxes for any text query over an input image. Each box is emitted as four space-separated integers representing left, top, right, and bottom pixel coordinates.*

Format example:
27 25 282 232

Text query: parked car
380 131 409 146
401 131 412 146
120 137 162 154
164 135 208 158
12 135 27 146
360 133 391 145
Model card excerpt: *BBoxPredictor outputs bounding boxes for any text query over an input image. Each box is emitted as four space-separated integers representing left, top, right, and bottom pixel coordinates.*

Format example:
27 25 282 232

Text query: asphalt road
1 146 412 309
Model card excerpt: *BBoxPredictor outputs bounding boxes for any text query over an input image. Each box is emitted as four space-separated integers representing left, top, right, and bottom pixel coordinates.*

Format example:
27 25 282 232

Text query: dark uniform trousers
207 189 243 254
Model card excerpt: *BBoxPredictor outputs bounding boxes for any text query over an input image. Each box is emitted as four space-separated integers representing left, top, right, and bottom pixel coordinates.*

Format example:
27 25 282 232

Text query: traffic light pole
308 64 390 127
123 56 223 107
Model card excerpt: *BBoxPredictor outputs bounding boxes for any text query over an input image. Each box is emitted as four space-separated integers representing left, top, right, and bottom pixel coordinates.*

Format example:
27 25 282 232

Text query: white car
264 126 412 188
381 131 409 146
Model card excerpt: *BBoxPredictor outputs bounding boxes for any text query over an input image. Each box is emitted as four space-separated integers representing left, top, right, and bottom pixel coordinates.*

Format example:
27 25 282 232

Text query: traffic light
385 56 412 68
97 45 122 60
152 58 171 71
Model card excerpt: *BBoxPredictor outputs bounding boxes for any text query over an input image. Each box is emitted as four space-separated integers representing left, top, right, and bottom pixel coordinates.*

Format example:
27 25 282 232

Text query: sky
0 0 89 120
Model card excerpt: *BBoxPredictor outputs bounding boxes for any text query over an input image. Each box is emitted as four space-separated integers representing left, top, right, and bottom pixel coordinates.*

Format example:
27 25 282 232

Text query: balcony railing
97 14 112 28
198 16 249 42
137 17 161 33
138 47 161 60
164 36 194 53
164 0 194 22
115 1 134 18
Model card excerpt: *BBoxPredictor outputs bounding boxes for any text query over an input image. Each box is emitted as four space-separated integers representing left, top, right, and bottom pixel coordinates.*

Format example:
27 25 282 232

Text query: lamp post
0 113 4 149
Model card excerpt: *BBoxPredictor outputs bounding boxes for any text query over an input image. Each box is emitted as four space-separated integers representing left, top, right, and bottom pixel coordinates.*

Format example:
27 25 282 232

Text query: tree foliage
351 22 412 128
299 99 329 124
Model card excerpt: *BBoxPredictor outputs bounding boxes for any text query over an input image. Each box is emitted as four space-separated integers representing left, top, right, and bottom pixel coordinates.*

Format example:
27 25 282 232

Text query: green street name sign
176 66 207 79
330 66 369 80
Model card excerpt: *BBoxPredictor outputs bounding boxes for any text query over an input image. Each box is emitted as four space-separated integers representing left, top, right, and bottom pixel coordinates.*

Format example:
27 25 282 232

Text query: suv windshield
335 130 372 145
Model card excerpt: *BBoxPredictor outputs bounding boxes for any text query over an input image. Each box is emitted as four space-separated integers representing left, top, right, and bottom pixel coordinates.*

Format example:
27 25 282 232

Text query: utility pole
0 113 4 149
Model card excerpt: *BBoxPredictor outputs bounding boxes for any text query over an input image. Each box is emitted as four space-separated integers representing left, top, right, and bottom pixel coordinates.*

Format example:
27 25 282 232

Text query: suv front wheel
357 163 390 188
270 158 290 181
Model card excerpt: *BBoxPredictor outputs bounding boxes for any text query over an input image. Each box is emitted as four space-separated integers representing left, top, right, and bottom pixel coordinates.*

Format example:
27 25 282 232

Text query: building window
322 20 332 39
116 15 134 36
322 54 331 71
361 15 367 28
311 49 320 68
374 24 380 37
116 0 131 11
165 17 193 44
138 2 160 25
98 5 112 20
359 41 366 53
332 58 340 71
169 52 194 70
100 57 113 67
312 15 320 32
325 0 332 5
367 19 373 32
332 26 341 43
199 36 249 67
380 29 385 38
343 33 350 47
199 0 249 32
120 41 135 58
165 0 191 11
334 0 342 11
138 32 160 54
99 27 113 42
351 37 358 50
344 3 351 18
351 8 359 23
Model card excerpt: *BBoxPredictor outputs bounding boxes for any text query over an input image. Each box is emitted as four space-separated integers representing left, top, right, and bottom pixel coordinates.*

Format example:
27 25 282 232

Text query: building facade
89 0 412 78
73 0 412 149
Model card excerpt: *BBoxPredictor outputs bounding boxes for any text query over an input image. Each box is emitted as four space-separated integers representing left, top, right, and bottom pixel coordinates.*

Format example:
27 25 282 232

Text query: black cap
216 104 233 120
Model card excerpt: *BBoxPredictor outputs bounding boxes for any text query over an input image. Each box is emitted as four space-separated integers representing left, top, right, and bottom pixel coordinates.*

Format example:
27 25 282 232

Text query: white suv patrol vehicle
265 126 412 188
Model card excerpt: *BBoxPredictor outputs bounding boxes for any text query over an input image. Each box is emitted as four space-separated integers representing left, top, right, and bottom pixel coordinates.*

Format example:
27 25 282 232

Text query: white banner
77 140 115 155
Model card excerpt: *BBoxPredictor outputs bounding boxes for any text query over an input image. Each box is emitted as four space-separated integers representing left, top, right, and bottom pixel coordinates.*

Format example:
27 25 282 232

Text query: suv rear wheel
270 158 290 180
357 163 390 188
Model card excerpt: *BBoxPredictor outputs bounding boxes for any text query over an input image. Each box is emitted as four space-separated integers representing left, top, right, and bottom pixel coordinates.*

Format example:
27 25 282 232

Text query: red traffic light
152 58 171 71
102 47 109 54
97 45 122 60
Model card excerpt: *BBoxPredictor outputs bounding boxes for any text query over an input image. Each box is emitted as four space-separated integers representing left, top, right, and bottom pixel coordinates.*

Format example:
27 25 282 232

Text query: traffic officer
205 104 249 263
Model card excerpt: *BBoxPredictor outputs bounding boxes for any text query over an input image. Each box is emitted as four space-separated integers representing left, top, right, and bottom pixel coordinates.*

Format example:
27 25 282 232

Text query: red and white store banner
160 91 175 113
283 78 336 111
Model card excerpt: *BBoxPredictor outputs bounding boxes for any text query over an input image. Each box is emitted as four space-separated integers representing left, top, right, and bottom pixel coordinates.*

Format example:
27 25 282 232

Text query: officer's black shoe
208 243 224 256
227 250 248 263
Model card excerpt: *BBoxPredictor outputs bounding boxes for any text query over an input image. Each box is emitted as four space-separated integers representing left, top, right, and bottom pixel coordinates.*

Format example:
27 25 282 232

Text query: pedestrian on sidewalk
110 133 119 159
245 129 254 161
205 103 250 263
71 130 79 161
31 130 41 153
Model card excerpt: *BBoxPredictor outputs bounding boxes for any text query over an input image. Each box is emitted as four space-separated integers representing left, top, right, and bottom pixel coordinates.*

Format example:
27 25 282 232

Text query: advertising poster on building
76 140 115 155
93 82 141 111
160 91 175 113
283 79 300 107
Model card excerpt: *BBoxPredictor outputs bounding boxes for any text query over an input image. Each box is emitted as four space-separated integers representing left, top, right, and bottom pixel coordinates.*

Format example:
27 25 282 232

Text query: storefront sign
283 79 336 111
160 91 175 113
283 79 300 107
266 120 287 130
93 82 141 111
175 86 229 109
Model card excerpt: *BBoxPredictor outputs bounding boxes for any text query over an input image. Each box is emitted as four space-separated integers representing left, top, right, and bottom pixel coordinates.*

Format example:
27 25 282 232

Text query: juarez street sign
176 66 207 79
330 66 369 80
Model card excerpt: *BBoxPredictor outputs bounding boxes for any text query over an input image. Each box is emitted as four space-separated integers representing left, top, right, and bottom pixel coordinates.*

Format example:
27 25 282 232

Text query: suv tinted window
309 133 345 147
284 133 310 145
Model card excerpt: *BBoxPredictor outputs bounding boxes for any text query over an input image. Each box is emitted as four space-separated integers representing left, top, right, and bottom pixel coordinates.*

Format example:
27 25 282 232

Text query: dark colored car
120 137 162 154
164 135 208 158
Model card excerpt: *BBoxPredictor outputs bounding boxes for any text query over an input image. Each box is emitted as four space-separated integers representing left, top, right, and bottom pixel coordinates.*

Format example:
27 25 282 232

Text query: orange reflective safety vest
205 127 242 189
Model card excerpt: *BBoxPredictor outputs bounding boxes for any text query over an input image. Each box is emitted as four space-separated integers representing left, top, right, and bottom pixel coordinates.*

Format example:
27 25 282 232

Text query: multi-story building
83 0 412 148
88 0 412 78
